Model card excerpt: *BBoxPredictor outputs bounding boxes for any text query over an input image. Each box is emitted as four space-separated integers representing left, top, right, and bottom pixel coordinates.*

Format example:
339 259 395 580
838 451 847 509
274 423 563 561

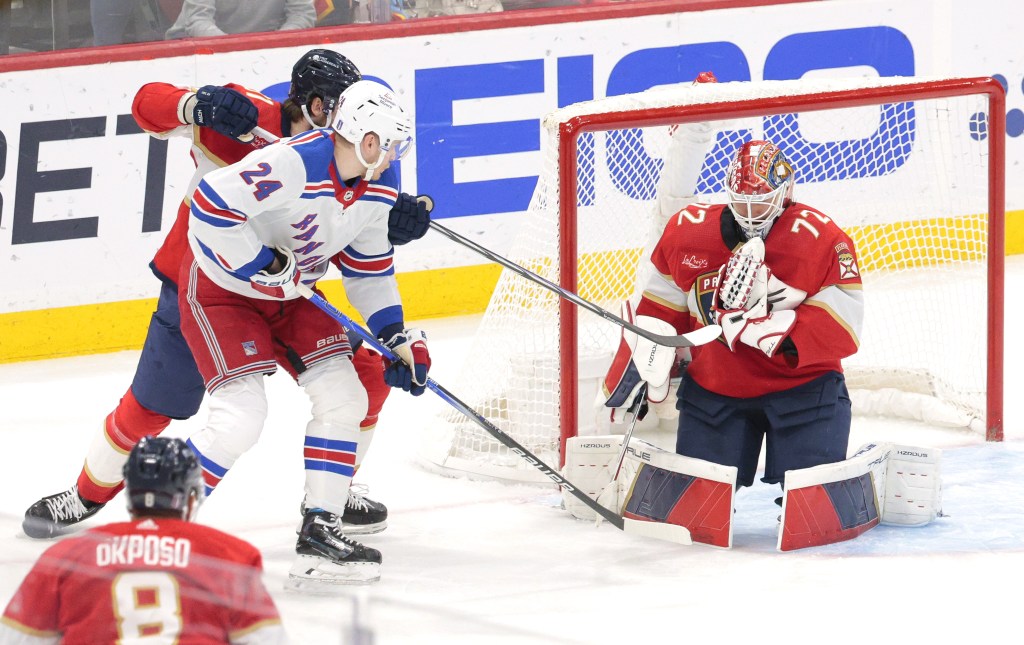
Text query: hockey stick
427 218 721 349
613 384 647 482
595 384 646 512
296 284 691 544
240 126 279 145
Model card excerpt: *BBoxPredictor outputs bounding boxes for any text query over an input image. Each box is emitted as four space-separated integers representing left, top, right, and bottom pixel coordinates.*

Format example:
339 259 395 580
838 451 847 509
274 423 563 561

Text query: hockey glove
250 246 300 299
183 85 259 141
603 301 678 423
713 237 769 317
716 308 796 358
382 328 431 396
388 193 433 245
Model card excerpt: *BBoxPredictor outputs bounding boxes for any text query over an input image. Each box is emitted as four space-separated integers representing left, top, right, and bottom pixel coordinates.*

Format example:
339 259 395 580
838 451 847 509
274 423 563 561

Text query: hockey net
421 76 1005 483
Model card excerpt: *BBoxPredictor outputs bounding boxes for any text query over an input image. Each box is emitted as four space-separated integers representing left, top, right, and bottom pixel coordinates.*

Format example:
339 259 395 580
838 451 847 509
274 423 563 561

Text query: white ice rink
3 259 1024 644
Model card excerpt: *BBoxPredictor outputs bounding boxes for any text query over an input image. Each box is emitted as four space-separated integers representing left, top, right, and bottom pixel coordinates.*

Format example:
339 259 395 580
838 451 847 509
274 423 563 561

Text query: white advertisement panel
0 0 1019 314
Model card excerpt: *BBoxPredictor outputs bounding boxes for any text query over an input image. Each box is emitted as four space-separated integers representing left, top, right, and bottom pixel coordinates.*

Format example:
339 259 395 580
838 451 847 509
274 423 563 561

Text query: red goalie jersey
131 82 284 286
637 202 863 398
1 518 285 644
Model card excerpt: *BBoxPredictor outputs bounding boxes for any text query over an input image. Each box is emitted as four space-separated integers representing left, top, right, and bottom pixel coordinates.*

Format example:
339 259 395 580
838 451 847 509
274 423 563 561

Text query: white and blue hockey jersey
188 128 403 337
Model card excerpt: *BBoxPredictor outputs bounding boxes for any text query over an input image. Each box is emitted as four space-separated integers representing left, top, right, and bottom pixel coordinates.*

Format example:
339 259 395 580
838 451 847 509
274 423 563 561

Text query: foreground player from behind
2 437 285 644
605 139 863 496
180 79 430 585
23 49 432 540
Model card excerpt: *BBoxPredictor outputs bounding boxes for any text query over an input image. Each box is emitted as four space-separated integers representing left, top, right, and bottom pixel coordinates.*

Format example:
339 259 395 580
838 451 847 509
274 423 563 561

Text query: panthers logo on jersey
694 270 720 326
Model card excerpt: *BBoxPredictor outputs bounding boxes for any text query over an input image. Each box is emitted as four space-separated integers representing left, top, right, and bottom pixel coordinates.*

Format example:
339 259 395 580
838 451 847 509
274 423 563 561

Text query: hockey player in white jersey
178 79 428 585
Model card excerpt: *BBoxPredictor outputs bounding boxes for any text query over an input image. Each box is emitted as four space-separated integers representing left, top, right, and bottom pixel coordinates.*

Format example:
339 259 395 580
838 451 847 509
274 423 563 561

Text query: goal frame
555 77 1006 461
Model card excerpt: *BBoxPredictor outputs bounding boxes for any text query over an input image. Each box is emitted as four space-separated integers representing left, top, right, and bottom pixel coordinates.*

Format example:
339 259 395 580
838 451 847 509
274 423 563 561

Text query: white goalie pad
779 442 942 551
881 445 943 527
561 436 623 522
563 436 737 548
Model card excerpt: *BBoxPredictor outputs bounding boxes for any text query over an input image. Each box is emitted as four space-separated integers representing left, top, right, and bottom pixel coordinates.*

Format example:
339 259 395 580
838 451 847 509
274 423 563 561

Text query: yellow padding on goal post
0 264 502 364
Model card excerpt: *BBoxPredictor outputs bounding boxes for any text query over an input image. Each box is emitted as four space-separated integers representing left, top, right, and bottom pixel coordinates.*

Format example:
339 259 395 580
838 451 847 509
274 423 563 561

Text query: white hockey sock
186 375 268 495
300 358 368 516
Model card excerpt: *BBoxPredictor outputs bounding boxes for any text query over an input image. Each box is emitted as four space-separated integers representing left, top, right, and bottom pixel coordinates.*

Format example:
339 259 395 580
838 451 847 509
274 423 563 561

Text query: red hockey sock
77 388 172 504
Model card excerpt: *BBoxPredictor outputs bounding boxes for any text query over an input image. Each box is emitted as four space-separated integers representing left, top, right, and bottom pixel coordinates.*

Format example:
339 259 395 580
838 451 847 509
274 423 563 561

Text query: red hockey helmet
726 140 795 238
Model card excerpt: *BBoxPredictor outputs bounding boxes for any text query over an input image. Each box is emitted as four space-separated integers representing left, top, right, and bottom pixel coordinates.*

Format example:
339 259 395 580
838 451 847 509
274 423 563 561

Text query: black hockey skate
289 509 382 587
299 484 388 535
23 485 106 539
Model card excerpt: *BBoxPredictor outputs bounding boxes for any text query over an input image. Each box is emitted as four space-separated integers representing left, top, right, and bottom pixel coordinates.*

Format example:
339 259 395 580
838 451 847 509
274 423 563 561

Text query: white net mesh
421 76 998 482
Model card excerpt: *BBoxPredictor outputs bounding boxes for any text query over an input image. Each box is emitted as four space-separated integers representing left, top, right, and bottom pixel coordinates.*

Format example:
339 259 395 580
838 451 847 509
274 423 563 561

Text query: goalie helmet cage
421 76 1005 484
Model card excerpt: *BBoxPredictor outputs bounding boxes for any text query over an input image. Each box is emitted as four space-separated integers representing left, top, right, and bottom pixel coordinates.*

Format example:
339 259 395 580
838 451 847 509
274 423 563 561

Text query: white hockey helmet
726 140 795 239
331 80 413 178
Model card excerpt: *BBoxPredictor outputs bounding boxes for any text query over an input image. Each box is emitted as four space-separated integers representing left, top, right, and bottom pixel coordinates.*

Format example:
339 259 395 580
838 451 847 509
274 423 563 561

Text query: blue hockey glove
187 85 259 140
388 193 433 245
381 327 431 396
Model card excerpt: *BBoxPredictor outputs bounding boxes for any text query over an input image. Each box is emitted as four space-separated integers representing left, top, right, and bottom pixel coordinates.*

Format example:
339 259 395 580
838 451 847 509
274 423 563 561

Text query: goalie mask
726 140 795 239
331 80 413 180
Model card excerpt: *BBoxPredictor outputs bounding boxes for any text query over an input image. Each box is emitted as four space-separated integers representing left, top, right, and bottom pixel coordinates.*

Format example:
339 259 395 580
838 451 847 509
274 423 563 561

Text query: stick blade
623 518 693 545
673 324 722 348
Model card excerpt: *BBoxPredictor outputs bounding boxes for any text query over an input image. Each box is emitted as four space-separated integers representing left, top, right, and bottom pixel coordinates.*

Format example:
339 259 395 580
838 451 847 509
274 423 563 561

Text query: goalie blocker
779 442 942 551
563 436 737 548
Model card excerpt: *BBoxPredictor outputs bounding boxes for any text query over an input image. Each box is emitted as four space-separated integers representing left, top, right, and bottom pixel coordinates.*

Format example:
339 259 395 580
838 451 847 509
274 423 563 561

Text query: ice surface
2 261 1023 644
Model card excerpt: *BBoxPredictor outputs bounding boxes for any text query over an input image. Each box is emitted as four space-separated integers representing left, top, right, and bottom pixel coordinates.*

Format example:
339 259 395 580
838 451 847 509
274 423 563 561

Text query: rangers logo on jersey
242 340 258 356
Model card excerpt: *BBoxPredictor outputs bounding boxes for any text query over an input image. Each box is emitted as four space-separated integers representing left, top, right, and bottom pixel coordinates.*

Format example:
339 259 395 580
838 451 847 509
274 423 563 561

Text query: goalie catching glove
713 237 796 358
250 246 300 300
381 327 431 396
602 301 681 423
181 85 259 141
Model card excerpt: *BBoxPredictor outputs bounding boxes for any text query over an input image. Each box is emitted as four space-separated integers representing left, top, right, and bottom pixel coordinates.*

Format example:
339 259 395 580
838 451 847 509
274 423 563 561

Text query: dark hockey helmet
289 49 362 115
123 436 204 517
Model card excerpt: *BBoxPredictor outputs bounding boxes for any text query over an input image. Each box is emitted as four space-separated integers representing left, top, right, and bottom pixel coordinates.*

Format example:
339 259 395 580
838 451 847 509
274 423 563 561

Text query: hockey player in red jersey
604 139 863 493
23 49 431 540
2 437 285 644
178 79 427 585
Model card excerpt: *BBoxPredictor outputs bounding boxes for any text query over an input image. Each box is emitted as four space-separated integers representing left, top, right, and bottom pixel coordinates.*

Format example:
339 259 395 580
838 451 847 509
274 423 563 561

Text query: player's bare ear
310 96 324 118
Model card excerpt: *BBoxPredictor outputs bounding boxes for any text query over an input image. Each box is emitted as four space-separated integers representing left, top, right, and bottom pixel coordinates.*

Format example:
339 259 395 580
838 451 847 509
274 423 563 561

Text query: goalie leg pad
778 442 890 551
881 445 942 526
621 443 737 548
561 436 623 521
779 474 880 552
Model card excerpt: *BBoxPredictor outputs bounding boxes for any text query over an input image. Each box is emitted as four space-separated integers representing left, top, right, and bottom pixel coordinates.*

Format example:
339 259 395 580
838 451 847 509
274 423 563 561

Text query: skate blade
284 574 379 593
341 520 388 536
287 555 381 589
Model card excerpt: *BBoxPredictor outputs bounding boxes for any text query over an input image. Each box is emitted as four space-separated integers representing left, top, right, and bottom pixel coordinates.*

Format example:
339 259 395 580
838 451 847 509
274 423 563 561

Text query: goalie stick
296 284 691 545
427 216 721 349
595 383 646 510
613 383 647 481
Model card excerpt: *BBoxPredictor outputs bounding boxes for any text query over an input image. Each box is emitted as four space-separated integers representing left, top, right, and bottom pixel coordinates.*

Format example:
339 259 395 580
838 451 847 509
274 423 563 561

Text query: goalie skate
23 485 106 539
288 509 382 588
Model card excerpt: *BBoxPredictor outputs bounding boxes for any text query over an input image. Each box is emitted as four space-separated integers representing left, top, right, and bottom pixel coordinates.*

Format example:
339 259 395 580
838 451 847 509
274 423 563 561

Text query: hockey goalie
575 74 942 551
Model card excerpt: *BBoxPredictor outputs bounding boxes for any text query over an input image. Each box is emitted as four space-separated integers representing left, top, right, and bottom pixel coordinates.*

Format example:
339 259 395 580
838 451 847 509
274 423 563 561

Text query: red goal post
422 76 1005 484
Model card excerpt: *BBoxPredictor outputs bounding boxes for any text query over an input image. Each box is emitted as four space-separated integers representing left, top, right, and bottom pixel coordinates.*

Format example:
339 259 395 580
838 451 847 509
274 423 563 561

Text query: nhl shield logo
342 189 355 202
